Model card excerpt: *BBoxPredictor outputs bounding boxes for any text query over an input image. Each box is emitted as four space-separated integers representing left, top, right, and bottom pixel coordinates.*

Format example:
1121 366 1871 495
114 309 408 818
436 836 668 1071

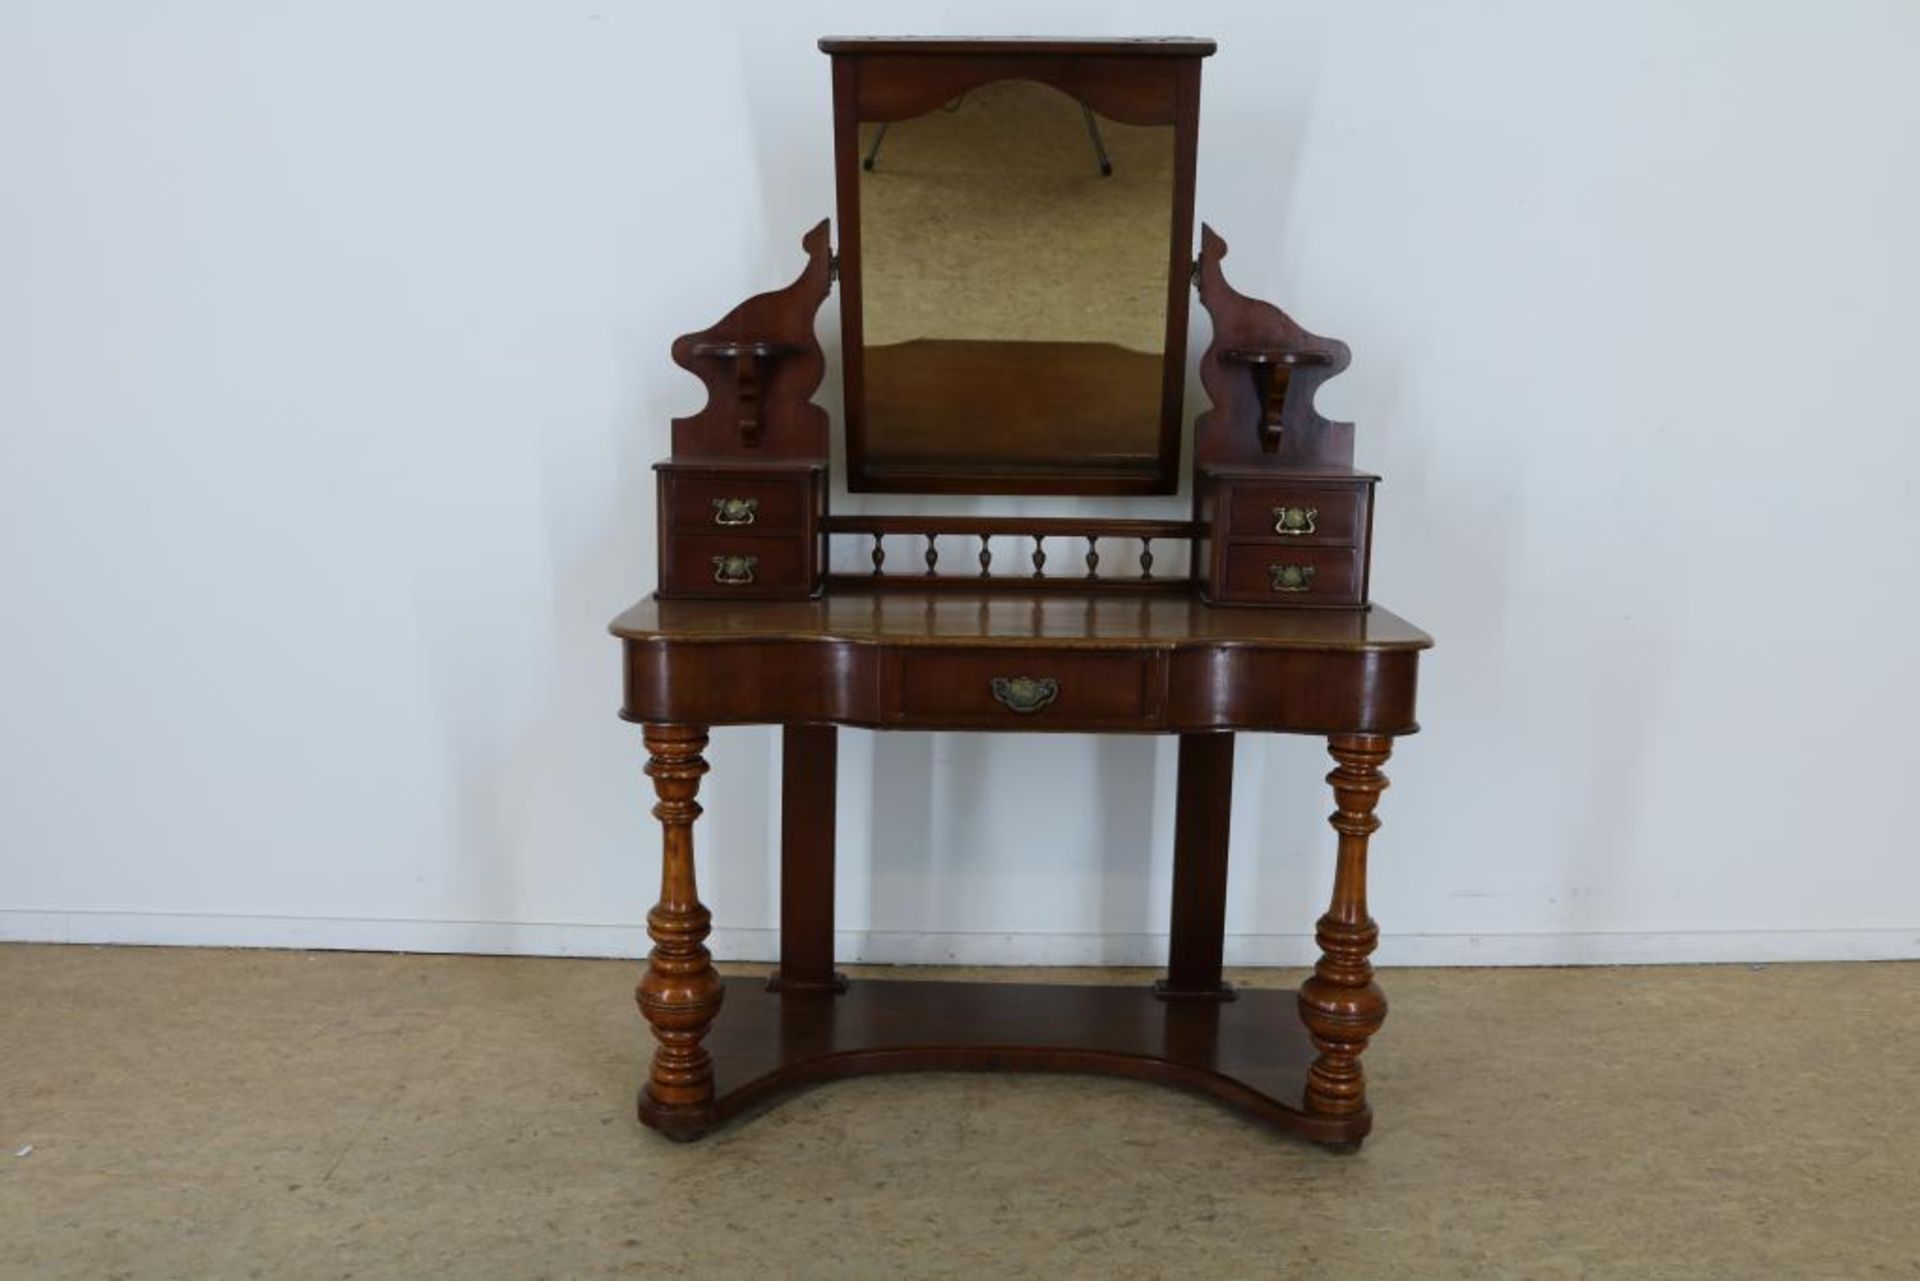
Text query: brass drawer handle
711 554 757 586
1271 505 1318 536
712 497 759 526
990 676 1059 714
1267 563 1316 593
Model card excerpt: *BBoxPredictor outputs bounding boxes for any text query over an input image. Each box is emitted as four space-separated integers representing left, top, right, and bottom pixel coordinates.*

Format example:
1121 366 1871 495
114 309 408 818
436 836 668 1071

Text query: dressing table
609 37 1432 1151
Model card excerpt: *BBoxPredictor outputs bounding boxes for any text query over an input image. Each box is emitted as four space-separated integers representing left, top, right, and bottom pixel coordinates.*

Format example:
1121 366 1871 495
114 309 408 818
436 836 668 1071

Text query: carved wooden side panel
669 219 833 458
1193 224 1353 469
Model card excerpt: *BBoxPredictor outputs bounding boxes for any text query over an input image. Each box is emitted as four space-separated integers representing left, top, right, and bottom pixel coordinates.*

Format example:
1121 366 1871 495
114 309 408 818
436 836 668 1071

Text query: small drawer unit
1198 468 1376 609
655 460 825 599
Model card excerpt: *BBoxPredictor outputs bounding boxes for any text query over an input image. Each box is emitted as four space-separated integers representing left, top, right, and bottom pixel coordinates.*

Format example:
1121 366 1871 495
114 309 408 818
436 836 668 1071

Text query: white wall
4 1 1917 967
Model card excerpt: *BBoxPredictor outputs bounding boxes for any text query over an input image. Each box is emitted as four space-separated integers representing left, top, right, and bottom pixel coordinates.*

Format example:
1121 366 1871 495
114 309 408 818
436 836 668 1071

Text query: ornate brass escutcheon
711 497 758 526
711 554 757 586
1267 563 1316 593
990 676 1059 714
1271 505 1318 536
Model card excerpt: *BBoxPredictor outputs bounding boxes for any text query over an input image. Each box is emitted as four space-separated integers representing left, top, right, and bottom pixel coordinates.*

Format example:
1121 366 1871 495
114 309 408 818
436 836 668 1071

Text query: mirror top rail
819 37 1216 57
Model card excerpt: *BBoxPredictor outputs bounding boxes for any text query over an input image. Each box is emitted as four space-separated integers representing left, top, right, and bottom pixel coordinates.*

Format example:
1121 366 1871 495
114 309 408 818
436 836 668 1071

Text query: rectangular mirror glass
830 47 1202 495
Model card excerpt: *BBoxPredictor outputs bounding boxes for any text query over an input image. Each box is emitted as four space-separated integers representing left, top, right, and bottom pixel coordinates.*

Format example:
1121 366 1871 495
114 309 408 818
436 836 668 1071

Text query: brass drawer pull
712 497 759 526
990 676 1059 714
1271 505 1318 536
711 554 757 586
1267 563 1316 593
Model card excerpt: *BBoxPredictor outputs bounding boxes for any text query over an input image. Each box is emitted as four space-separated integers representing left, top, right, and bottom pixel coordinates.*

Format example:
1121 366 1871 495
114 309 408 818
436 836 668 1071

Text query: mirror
844 79 1189 493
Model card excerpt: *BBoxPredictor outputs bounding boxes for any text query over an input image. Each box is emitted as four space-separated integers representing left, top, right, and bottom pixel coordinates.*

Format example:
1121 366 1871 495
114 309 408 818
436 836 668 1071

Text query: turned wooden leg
1298 734 1393 1122
636 724 725 1139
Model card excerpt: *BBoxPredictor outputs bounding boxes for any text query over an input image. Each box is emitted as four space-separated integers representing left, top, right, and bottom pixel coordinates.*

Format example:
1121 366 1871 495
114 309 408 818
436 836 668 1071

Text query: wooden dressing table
611 37 1432 1151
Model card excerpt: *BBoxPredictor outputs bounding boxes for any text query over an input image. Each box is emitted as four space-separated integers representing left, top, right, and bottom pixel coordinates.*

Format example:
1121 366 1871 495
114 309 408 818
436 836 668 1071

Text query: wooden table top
610 590 1432 653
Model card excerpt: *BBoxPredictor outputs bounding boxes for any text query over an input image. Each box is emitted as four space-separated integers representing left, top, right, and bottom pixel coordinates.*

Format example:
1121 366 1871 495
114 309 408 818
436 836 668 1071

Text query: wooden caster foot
638 1089 716 1142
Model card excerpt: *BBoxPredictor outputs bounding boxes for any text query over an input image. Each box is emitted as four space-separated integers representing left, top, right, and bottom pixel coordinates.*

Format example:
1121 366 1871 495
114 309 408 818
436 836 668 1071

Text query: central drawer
887 647 1168 729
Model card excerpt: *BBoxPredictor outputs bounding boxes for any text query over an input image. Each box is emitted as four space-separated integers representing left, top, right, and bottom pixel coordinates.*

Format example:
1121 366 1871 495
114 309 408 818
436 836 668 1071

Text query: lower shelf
639 976 1370 1148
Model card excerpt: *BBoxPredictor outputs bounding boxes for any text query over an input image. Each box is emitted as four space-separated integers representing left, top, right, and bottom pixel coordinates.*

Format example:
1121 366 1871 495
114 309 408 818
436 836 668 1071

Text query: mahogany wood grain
661 468 812 533
823 574 1193 596
611 591 1427 735
1157 732 1236 1000
635 725 723 1139
771 725 845 994
1220 482 1366 544
668 221 833 459
1212 545 1365 608
612 591 1430 650
829 52 868 484
1162 56 1202 487
818 37 1218 58
657 531 813 600
887 646 1168 729
620 638 1420 736
835 53 1195 128
823 515 1200 540
1193 225 1354 470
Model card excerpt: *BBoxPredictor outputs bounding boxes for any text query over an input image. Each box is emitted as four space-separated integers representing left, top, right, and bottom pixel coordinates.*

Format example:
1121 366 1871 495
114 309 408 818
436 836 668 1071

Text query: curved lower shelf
638 977 1371 1149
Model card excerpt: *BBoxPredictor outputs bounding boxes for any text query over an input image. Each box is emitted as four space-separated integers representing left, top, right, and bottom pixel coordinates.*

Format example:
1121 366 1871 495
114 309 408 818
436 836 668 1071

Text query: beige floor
1 946 1915 1280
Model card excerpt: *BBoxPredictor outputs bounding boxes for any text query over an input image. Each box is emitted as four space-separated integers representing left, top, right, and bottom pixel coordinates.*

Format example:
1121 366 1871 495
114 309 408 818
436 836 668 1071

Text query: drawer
890 648 1166 729
1213 545 1364 607
1223 483 1365 544
659 531 815 598
663 471 811 532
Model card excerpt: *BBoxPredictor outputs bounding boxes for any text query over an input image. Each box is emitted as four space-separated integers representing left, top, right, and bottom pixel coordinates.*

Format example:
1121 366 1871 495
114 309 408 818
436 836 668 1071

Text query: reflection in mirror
856 80 1176 489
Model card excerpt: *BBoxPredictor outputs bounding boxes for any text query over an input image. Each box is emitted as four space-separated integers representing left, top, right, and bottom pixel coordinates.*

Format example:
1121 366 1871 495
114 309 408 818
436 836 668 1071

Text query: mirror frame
821 38 1215 495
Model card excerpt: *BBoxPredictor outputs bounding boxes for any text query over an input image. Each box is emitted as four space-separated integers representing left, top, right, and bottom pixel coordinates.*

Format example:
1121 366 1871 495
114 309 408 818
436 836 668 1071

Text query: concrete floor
1 946 1915 1279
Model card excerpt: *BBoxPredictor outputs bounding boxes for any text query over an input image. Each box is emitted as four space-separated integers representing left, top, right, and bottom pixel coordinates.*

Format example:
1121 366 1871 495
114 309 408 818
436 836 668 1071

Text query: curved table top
610 591 1432 653
612 590 1430 735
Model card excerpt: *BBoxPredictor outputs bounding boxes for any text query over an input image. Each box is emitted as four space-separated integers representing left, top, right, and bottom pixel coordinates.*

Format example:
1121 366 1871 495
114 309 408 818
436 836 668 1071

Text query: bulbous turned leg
636 724 725 1139
1298 734 1393 1125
